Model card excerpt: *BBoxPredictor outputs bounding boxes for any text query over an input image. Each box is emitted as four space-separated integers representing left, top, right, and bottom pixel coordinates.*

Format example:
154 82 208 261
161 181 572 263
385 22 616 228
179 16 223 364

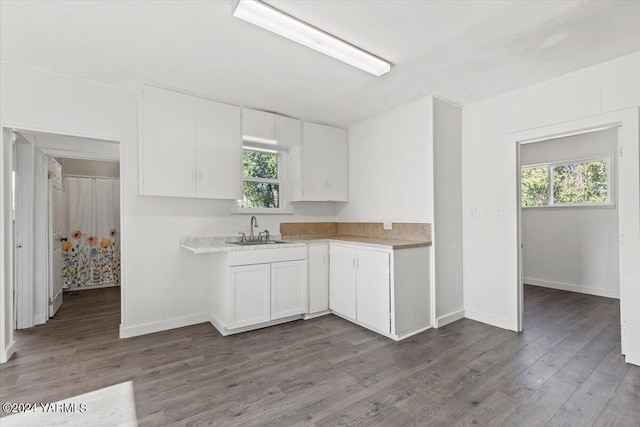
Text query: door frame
1 125 123 364
13 133 35 329
512 108 639 365
37 147 120 324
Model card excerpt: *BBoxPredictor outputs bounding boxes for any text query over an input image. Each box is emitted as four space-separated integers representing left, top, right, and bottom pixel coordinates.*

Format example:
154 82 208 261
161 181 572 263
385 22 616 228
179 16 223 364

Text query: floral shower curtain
61 177 120 288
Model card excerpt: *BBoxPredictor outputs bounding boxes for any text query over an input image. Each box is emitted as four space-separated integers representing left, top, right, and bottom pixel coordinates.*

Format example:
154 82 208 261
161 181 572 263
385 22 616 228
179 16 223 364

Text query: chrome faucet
250 216 258 241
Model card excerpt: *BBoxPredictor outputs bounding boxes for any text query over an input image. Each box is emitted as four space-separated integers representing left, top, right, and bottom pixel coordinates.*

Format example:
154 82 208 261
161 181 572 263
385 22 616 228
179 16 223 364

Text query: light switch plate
470 208 477 220
383 221 392 230
496 204 503 217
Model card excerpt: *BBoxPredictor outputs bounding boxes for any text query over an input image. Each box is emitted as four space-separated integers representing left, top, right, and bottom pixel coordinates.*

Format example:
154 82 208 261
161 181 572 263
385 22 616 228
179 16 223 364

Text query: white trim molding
513 107 640 365
465 309 515 331
121 313 210 338
0 341 15 364
524 278 619 299
436 309 465 328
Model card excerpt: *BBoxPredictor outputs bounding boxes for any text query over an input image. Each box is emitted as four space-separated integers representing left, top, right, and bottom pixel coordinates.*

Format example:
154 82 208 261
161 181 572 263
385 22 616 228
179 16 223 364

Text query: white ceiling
1 0 639 126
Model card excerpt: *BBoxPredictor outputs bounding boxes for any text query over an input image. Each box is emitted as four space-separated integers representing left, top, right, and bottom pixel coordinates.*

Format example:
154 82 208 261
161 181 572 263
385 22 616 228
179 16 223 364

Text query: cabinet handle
352 258 356 269
191 170 196 182
198 170 202 182
357 258 360 270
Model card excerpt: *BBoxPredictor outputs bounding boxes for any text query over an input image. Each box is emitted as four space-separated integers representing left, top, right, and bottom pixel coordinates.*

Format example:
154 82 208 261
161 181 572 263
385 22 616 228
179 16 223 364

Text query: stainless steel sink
230 240 290 246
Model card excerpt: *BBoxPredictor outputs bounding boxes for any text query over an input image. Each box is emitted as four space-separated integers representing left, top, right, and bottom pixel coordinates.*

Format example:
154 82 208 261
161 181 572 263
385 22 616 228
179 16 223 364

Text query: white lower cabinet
308 242 330 315
211 247 308 335
355 249 391 333
330 244 389 332
329 245 357 320
271 260 307 320
329 242 430 339
229 264 271 329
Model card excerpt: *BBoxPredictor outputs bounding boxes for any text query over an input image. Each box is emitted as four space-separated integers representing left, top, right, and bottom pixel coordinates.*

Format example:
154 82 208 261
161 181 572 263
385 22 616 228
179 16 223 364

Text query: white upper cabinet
141 85 197 198
140 85 242 199
291 121 348 202
242 108 275 141
324 124 349 201
195 98 242 199
274 114 301 147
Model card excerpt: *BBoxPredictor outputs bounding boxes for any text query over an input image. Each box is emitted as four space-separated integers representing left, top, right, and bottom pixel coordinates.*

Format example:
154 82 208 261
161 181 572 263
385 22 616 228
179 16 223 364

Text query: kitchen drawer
228 247 307 266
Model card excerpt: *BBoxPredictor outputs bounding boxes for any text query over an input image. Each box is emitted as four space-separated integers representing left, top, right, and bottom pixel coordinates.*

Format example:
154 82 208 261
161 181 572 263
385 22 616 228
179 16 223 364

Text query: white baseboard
34 313 47 325
396 325 433 341
303 310 331 320
436 309 465 328
1 340 16 364
524 277 619 299
209 312 303 336
120 312 210 338
65 282 120 291
465 309 515 331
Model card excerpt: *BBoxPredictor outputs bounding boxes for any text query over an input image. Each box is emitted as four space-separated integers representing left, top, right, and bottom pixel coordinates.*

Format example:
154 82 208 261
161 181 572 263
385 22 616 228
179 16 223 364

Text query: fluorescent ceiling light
233 0 391 76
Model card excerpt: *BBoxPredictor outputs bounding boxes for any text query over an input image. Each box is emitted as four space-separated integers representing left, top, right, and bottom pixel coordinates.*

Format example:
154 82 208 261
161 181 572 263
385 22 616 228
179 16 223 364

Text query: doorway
11 130 121 330
519 128 619 300
514 108 640 366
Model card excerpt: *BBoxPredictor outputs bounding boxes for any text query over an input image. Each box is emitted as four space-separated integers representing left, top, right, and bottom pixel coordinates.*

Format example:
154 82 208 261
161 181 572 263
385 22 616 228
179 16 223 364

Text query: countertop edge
283 236 432 250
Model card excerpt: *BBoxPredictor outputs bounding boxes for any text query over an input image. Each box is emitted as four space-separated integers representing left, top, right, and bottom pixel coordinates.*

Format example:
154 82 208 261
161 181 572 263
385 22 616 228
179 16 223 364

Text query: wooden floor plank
1 285 638 427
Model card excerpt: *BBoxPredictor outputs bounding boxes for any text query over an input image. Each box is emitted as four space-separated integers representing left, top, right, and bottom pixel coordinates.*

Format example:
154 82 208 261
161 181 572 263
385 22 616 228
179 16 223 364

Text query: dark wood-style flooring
1 285 638 426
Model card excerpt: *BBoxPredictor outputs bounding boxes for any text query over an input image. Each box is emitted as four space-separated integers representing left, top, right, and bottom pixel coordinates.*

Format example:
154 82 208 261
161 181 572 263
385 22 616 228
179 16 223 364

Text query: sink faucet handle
237 232 246 242
264 229 270 241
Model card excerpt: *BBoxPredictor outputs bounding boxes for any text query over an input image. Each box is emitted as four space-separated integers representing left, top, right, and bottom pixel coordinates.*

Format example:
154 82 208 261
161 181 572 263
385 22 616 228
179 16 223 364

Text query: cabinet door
356 249 391 333
325 126 348 201
228 264 271 329
301 122 328 200
329 245 357 320
275 115 301 147
195 98 242 199
242 108 275 141
271 260 307 320
141 85 196 197
308 243 329 314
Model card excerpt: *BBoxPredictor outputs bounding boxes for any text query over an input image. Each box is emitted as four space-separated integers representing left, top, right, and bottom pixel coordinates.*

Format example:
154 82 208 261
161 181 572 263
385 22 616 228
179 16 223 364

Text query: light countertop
180 235 306 254
284 235 431 250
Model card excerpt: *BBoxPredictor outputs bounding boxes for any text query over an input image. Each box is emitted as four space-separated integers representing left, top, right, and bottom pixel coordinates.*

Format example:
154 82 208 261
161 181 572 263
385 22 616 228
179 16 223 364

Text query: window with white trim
521 156 613 207
237 145 282 209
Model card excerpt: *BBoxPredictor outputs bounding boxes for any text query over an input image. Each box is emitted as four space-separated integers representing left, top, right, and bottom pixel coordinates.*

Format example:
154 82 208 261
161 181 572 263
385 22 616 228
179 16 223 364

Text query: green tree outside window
521 159 609 207
239 149 280 208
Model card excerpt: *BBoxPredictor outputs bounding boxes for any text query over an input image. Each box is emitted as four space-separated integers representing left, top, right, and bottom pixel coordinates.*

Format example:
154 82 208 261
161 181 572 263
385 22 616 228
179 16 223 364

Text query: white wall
338 96 465 328
462 51 640 334
337 96 436 325
521 129 619 298
522 209 619 297
337 97 433 223
433 98 464 326
0 62 338 358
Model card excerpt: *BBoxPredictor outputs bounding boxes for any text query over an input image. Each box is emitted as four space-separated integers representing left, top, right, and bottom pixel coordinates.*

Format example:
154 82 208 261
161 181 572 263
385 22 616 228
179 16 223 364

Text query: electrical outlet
383 222 392 230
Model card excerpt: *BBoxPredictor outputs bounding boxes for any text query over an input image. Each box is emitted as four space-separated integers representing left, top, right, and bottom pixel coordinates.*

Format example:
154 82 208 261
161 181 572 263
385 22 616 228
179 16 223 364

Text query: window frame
521 153 615 209
235 143 290 214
